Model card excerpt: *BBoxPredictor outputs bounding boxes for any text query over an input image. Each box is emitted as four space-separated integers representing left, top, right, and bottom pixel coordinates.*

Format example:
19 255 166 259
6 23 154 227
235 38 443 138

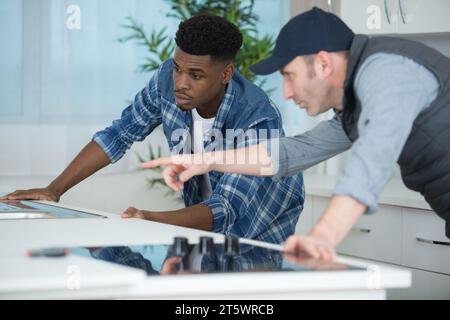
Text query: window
0 0 23 118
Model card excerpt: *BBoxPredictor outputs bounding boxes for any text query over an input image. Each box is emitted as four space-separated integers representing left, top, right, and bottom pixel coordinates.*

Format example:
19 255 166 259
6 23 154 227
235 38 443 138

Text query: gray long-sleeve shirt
273 52 439 213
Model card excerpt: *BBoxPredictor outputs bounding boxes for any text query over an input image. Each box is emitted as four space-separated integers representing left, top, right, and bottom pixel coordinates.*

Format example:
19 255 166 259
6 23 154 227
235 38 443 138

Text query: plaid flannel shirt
93 60 304 244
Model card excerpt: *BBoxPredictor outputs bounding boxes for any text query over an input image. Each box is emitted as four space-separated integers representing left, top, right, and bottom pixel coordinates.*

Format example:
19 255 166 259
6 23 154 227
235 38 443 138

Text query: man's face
280 56 336 117
173 47 231 115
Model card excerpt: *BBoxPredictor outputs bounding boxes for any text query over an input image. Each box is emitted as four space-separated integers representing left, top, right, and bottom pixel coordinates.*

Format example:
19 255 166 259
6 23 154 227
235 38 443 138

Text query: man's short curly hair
175 15 243 61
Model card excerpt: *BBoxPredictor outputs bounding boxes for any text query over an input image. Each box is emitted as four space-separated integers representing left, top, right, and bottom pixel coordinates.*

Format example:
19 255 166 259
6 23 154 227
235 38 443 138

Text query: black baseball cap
250 7 354 75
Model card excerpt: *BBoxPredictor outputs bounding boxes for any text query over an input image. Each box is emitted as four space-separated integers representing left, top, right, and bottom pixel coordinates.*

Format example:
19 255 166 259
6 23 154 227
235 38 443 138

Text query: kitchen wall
0 0 290 178
2 1 449 181
0 0 173 177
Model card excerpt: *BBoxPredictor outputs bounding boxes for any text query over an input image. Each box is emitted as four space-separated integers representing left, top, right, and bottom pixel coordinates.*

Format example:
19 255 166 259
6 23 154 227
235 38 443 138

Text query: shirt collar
209 79 235 132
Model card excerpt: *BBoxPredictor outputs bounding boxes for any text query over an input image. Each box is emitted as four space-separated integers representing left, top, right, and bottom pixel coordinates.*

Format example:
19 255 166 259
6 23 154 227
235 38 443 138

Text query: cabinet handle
327 0 333 13
384 0 392 24
351 227 371 233
399 0 407 24
416 237 450 247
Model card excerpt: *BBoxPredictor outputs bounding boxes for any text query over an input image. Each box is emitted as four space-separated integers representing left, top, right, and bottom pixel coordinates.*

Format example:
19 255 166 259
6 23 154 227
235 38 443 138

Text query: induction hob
60 236 365 275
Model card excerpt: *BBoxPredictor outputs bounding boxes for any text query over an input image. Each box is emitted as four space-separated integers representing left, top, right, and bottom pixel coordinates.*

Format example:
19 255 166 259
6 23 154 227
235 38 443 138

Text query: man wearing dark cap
143 7 450 260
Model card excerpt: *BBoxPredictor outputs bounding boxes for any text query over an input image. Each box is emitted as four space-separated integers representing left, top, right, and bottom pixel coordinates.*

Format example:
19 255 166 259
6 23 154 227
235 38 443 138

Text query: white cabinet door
340 0 450 34
336 204 403 264
340 0 398 34
310 197 403 264
403 268 450 299
295 195 314 235
397 0 450 34
402 208 450 275
389 267 450 299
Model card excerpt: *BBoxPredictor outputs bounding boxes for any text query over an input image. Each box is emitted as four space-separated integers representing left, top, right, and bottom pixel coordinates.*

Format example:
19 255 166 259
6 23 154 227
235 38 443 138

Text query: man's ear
222 63 234 84
315 51 334 78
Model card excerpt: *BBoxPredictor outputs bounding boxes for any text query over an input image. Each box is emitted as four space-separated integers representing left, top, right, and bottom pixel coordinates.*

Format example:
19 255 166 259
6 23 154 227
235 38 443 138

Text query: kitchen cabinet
308 196 403 264
401 269 450 300
340 0 450 34
296 194 450 299
396 0 450 34
402 208 450 275
291 0 450 34
338 204 403 265
340 0 399 34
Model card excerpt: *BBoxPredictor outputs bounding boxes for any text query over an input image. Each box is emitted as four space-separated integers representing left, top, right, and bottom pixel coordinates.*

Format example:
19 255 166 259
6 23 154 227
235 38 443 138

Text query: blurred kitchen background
1 0 450 299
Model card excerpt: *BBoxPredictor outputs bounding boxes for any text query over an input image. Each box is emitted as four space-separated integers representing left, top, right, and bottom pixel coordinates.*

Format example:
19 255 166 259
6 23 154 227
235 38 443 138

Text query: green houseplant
118 0 275 93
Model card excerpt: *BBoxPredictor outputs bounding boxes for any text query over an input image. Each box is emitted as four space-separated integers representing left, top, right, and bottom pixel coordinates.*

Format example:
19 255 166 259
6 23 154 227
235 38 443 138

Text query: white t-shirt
191 108 216 200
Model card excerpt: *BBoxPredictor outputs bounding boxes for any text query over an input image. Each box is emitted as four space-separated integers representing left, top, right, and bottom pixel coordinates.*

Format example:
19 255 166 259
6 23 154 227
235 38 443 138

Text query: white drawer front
337 204 403 264
402 209 450 275
402 268 450 300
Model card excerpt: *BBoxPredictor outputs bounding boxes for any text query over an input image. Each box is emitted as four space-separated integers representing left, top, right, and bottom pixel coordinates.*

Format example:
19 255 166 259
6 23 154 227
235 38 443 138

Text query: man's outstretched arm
142 115 351 191
141 143 273 191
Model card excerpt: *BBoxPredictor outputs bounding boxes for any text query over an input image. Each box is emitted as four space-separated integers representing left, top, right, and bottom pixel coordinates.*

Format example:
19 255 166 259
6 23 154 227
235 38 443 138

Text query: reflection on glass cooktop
68 236 365 275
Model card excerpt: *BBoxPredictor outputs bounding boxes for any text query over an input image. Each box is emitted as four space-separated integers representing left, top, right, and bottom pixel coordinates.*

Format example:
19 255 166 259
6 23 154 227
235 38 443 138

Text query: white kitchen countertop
0 201 411 299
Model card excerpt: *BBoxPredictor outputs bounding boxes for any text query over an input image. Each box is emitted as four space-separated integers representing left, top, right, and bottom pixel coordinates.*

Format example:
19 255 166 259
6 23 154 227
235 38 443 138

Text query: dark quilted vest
341 35 450 238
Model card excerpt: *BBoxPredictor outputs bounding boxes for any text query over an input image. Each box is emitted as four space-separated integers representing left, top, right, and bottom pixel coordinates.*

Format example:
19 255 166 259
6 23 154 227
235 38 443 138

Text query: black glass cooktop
64 236 365 275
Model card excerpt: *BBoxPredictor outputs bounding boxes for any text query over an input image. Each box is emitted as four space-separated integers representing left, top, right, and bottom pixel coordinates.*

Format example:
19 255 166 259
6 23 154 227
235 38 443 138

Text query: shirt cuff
92 133 118 163
201 194 234 234
333 178 379 214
